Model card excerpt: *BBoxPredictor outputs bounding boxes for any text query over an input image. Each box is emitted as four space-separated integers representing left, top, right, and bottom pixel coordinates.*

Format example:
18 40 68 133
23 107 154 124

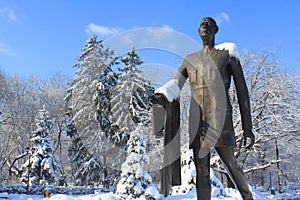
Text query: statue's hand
243 129 255 149
149 94 167 107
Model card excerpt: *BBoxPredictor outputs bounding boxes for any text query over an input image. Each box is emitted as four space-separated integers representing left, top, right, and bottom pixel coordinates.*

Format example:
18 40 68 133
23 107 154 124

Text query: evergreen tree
111 47 153 145
110 48 161 199
116 128 162 200
21 106 61 186
64 111 105 186
64 33 118 144
64 34 119 185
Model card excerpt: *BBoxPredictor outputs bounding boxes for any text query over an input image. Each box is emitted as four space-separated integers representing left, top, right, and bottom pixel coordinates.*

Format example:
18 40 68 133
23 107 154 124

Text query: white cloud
85 23 124 37
0 43 16 56
215 12 231 25
141 26 175 46
0 47 13 56
0 7 17 21
103 26 201 58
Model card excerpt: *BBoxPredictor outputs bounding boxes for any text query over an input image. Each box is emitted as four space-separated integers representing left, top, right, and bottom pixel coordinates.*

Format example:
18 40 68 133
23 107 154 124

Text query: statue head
198 17 219 42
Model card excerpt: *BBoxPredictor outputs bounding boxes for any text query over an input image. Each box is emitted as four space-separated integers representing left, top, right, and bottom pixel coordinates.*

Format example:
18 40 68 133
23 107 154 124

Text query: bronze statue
150 17 255 200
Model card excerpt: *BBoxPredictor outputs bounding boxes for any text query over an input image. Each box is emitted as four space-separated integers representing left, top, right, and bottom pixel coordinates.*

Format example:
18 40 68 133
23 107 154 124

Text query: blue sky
0 0 299 79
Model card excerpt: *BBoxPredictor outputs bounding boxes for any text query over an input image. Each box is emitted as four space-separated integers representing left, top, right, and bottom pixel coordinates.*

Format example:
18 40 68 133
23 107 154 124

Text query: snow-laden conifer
116 128 162 200
64 34 118 185
21 106 61 186
65 34 118 138
110 47 153 145
64 111 105 186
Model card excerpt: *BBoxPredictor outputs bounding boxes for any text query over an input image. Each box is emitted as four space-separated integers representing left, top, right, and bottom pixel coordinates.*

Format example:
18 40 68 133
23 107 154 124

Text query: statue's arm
175 59 189 90
230 57 255 147
230 57 252 130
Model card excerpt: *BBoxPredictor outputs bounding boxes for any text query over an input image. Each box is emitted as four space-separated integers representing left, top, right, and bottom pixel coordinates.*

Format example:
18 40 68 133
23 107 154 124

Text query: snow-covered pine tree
93 46 118 136
21 105 61 186
64 33 118 146
111 47 153 145
64 34 119 185
64 111 105 186
116 128 162 200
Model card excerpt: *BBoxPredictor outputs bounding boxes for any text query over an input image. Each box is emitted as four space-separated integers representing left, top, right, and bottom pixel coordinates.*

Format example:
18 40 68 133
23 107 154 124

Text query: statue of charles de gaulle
150 17 255 200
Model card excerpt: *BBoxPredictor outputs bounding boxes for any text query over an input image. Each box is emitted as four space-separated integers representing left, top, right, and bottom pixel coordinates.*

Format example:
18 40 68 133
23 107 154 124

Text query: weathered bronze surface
151 17 255 200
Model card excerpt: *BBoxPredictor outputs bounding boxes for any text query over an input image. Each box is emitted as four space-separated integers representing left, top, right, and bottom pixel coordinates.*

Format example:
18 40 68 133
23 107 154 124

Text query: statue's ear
215 26 219 34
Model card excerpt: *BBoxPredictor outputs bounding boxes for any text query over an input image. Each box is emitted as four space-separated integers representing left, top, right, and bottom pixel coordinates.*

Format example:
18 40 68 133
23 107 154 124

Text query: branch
212 160 281 176
6 152 29 177
0 147 18 170
244 160 280 173
0 116 11 124
213 168 228 175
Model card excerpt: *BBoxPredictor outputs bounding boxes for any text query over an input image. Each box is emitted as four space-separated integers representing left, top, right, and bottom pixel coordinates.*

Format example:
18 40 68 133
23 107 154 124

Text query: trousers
193 146 253 200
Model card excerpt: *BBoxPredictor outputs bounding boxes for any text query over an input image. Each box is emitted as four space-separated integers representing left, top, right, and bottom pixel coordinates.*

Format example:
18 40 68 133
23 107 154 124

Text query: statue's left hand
243 129 255 149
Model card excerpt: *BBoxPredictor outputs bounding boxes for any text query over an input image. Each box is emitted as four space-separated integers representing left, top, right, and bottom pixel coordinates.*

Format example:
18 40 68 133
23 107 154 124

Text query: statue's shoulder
186 50 202 58
215 42 240 60
183 51 202 68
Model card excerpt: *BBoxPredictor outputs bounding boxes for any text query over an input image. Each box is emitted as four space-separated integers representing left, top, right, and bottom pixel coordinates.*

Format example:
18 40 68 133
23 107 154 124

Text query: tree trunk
275 138 283 193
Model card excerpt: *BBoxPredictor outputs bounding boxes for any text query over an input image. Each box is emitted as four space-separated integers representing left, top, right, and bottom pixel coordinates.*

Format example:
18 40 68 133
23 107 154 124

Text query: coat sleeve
175 57 189 90
230 57 252 131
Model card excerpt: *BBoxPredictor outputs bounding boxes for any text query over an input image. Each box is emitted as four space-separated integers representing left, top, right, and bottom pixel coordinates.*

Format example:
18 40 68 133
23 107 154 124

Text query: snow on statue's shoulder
215 42 240 60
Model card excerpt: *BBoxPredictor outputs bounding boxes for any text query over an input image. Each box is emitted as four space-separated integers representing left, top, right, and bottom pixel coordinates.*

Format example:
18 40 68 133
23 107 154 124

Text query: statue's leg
193 147 211 200
216 146 253 200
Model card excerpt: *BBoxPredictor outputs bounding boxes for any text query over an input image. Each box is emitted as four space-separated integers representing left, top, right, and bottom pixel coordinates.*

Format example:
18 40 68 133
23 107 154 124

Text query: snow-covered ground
1 186 299 200
1 150 298 200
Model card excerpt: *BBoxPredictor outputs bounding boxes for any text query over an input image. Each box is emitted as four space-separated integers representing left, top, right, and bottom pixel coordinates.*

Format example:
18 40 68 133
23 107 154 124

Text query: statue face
198 18 218 41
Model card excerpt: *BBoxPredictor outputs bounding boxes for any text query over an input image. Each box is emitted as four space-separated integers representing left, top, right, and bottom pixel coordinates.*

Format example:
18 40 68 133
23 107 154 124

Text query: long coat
176 48 252 148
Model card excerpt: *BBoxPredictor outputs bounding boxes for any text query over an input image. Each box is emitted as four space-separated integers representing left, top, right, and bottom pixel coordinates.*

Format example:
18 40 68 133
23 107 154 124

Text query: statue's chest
187 50 231 87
